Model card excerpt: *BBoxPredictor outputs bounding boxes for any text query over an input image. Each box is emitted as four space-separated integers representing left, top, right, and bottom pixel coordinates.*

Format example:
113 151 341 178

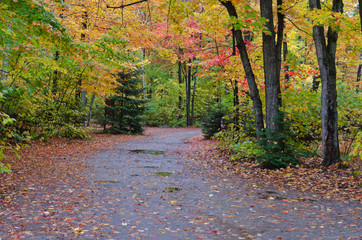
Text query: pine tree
104 70 146 134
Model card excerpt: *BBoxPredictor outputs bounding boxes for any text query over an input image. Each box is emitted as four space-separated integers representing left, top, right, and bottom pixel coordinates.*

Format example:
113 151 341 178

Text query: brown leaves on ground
0 127 195 197
0 133 144 198
186 136 361 203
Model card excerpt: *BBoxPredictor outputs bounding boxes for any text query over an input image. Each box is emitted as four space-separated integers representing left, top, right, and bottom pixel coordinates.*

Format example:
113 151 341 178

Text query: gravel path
1 128 360 239
85 128 361 240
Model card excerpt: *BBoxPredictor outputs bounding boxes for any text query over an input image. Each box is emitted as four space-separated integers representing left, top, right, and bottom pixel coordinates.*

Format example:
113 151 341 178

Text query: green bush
201 104 227 139
349 131 362 161
257 112 301 169
283 87 321 146
0 112 21 174
57 124 91 140
215 123 262 159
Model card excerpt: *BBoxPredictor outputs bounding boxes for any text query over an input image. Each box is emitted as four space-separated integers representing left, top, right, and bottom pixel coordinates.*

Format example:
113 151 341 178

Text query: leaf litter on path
0 128 360 239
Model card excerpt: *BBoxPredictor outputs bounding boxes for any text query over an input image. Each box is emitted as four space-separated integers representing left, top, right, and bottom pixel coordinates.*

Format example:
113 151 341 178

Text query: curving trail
0 128 360 239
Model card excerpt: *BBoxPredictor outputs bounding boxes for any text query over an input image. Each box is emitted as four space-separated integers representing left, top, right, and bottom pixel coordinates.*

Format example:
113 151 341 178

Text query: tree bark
186 59 192 126
357 64 361 93
1 53 9 87
283 34 290 88
220 1 264 139
1 25 11 87
260 0 284 130
178 60 183 112
191 67 198 126
141 48 145 99
87 93 95 126
309 0 341 166
52 51 60 95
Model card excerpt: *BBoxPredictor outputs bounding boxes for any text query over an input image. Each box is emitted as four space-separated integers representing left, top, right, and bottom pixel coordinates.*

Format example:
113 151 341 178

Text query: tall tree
309 0 342 166
220 1 264 139
260 0 284 130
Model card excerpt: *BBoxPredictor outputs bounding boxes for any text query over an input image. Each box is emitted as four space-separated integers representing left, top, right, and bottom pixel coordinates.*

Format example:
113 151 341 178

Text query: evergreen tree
104 70 146 134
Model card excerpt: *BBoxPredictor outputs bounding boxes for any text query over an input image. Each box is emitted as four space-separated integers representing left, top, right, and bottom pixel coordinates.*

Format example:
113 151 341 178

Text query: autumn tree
219 1 264 139
260 0 284 130
308 0 342 166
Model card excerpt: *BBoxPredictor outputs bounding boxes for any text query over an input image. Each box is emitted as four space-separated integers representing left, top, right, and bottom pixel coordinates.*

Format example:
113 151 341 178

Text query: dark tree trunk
220 1 264 139
309 0 341 166
52 51 60 95
186 59 192 126
233 80 239 107
191 67 198 126
81 11 88 41
260 0 284 130
312 75 320 91
231 27 240 128
87 93 95 126
78 11 88 124
283 35 290 88
356 64 361 93
178 61 183 111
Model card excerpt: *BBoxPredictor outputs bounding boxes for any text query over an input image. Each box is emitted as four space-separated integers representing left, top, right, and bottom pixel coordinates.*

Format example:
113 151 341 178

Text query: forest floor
0 127 360 239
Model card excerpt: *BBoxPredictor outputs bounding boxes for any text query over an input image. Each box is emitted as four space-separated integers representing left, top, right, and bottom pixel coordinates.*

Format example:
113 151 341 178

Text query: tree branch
286 16 312 37
107 0 148 9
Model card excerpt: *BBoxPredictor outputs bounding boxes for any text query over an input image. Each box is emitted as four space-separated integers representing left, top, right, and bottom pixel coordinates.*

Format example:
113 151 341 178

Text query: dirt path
0 128 360 239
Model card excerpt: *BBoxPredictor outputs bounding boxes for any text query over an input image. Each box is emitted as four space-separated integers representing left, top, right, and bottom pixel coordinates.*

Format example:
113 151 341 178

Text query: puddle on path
165 187 182 192
155 172 173 177
130 150 166 155
259 191 287 200
95 180 119 184
144 166 159 169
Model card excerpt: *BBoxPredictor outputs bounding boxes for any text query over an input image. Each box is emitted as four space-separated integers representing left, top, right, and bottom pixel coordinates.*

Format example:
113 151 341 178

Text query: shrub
257 112 301 169
215 123 262 159
201 104 227 139
350 131 362 161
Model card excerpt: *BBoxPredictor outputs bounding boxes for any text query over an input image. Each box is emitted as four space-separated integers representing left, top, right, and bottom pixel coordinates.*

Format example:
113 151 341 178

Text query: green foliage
337 83 362 157
257 112 301 169
144 75 185 127
143 59 223 127
283 86 321 146
103 70 146 135
201 104 227 139
56 124 91 140
349 131 362 161
0 111 20 174
215 123 262 159
0 1 95 141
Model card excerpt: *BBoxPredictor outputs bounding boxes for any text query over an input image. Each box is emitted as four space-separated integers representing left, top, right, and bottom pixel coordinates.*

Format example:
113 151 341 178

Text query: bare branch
106 0 148 9
286 16 312 37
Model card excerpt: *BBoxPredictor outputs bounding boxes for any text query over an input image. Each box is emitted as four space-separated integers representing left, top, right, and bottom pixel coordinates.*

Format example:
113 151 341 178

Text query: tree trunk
283 34 290 88
186 59 192 126
52 51 60 95
141 48 146 99
231 27 240 128
312 75 320 91
309 0 341 166
191 67 198 126
87 93 95 127
81 11 88 41
220 1 264 139
356 64 361 93
1 25 11 87
1 53 9 87
260 0 284 130
178 61 183 112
